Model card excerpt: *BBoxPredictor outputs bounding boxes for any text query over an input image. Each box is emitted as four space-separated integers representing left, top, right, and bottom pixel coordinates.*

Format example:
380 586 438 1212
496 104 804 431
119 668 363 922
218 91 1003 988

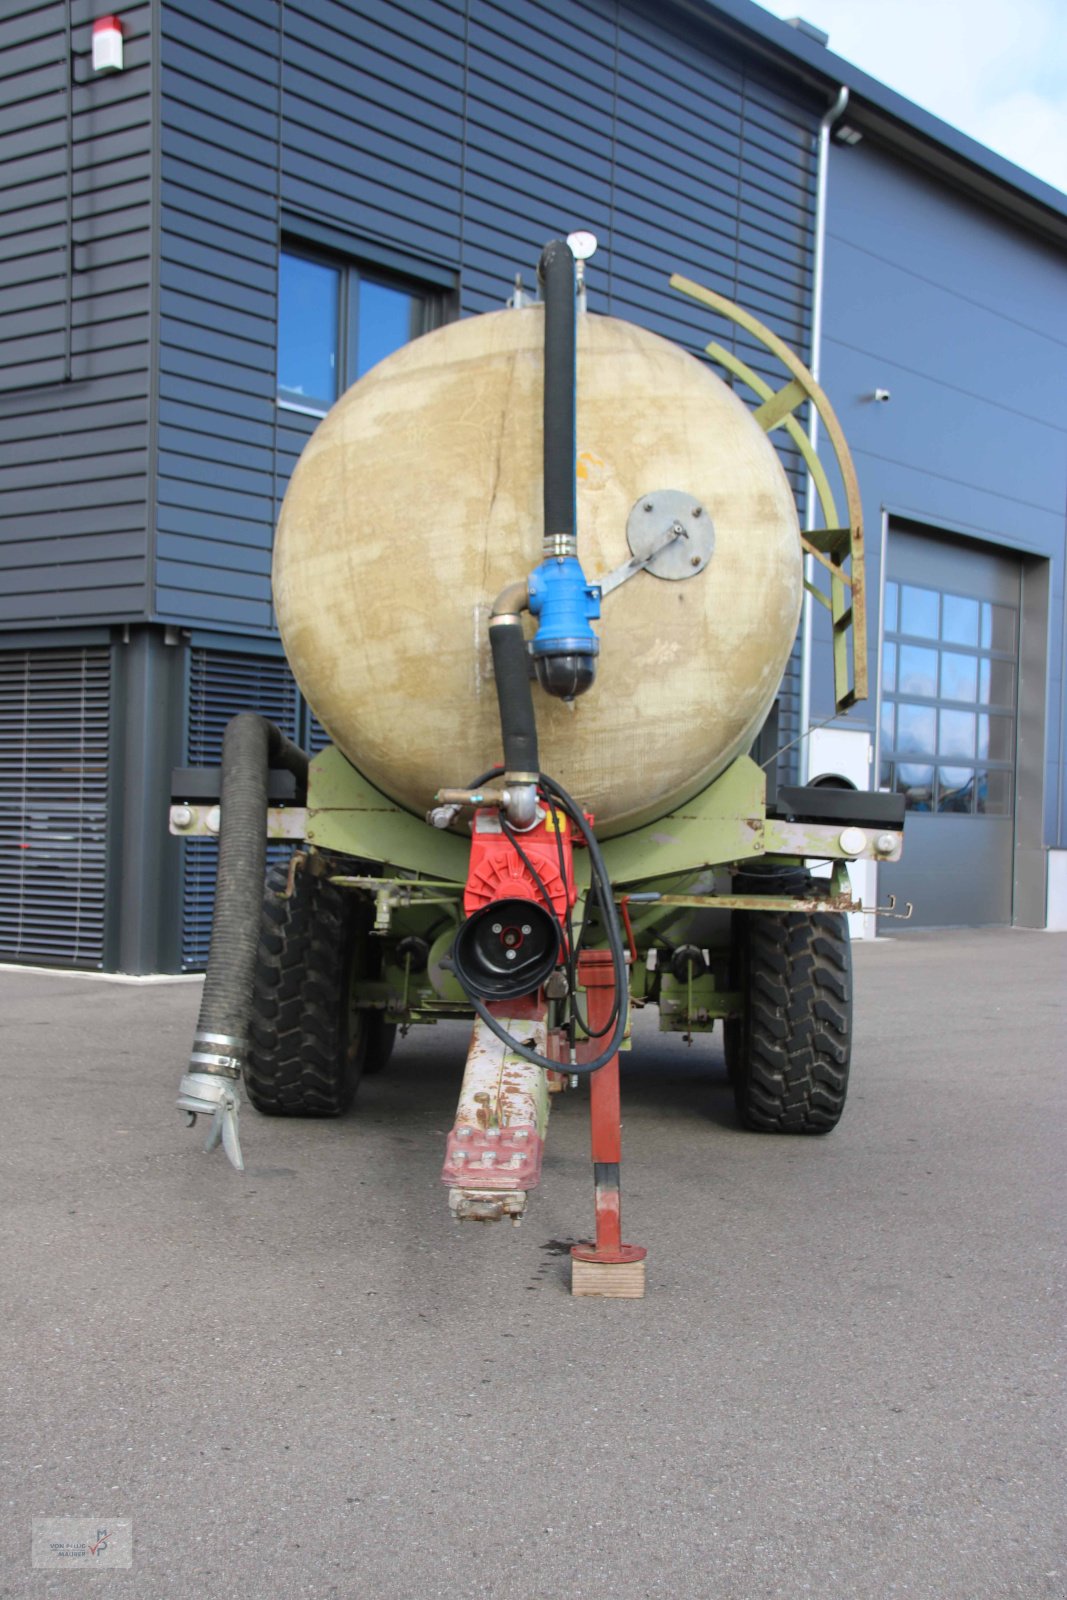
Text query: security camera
873 387 891 403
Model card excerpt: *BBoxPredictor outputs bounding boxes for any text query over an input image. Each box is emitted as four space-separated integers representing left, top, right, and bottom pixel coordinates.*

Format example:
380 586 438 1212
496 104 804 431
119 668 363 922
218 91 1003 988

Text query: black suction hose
188 712 309 1077
488 616 539 781
538 239 577 547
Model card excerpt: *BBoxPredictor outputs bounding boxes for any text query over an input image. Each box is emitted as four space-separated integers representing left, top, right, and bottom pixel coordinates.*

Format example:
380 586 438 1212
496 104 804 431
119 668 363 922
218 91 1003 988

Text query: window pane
941 593 979 646
357 279 418 379
882 641 897 692
939 709 975 758
884 581 898 633
897 764 934 811
880 700 894 752
278 253 340 408
979 602 1015 650
937 767 974 814
896 702 936 756
976 769 1012 815
898 644 938 696
977 714 1014 762
979 658 1014 707
940 651 977 701
900 584 939 638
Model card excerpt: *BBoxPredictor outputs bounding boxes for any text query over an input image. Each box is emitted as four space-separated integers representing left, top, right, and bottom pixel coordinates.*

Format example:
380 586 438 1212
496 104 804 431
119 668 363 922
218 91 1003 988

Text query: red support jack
570 950 647 1298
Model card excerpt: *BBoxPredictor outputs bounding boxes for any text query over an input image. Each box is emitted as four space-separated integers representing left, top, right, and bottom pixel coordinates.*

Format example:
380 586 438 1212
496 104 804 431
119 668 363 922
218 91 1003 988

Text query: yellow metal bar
676 277 868 706
707 343 840 530
752 377 807 433
801 536 852 587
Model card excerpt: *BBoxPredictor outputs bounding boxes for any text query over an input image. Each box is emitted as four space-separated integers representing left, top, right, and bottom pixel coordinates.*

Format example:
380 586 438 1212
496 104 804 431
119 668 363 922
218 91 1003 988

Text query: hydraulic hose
188 712 309 1079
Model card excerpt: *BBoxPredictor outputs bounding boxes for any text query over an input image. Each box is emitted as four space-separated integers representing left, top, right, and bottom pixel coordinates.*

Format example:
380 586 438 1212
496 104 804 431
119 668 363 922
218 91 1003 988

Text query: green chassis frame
267 740 900 1038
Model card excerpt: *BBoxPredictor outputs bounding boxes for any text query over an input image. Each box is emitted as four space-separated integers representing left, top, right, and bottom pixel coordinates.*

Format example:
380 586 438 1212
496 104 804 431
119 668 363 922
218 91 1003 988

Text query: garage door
877 525 1020 928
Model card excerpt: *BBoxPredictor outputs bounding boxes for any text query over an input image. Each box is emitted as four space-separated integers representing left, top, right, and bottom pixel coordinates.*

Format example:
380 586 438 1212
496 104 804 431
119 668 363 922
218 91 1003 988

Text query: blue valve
526 556 600 699
528 556 600 655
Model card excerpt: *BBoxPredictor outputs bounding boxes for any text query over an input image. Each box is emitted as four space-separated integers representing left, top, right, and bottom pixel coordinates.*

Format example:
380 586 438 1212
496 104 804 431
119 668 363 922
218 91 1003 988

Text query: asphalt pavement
2 927 1065 1600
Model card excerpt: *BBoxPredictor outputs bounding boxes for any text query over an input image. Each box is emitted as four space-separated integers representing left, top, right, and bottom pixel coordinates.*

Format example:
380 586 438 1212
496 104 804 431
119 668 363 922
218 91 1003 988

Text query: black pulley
451 897 562 1002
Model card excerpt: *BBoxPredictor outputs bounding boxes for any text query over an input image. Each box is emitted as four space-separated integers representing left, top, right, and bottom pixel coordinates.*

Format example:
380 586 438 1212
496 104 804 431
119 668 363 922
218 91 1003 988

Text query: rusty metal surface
626 890 857 912
573 950 647 1269
168 803 307 839
442 1015 550 1221
762 817 902 862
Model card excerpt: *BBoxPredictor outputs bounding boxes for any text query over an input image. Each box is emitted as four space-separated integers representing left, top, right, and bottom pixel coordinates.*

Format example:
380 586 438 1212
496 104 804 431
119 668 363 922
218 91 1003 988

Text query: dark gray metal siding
153 0 820 630
0 0 154 628
819 140 1067 851
155 0 282 632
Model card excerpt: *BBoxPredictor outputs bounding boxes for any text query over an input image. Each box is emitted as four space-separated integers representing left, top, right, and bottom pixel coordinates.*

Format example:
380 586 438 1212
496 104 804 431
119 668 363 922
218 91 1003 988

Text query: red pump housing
463 806 577 920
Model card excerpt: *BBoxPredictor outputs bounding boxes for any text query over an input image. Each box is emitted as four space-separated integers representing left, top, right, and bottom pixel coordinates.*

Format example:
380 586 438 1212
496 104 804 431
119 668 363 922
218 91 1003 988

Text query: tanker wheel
245 860 396 1116
724 889 852 1134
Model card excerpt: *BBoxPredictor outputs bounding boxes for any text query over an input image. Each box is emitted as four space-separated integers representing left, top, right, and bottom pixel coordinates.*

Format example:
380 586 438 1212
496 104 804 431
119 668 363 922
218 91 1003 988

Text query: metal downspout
798 85 849 782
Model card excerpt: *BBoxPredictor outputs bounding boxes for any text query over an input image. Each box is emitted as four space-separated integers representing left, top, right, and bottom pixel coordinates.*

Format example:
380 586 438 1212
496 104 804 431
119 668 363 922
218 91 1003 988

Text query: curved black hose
189 713 310 1072
488 620 538 777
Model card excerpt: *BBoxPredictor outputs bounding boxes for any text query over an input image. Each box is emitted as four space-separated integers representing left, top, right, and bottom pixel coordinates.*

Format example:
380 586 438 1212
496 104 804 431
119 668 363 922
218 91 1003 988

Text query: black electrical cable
449 765 629 1073
541 774 624 1039
468 766 504 789
500 817 561 927
546 792 619 1040
461 771 629 1075
545 793 579 1050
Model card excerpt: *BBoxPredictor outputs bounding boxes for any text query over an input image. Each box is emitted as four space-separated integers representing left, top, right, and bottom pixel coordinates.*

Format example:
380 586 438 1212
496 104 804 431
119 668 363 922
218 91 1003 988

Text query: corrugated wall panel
0 0 154 630
0 644 111 966
155 0 283 630
155 0 817 782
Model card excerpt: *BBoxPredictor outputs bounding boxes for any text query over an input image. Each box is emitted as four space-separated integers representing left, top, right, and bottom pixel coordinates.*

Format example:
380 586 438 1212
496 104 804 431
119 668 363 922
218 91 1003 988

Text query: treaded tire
725 896 852 1135
245 861 395 1116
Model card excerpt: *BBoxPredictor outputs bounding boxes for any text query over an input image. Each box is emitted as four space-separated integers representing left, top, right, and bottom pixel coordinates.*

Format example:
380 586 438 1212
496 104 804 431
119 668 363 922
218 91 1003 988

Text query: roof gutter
669 0 1067 251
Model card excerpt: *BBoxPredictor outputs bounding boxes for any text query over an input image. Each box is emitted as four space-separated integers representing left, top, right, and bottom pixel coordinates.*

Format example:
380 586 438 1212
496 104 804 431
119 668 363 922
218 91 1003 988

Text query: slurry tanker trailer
173 236 905 1297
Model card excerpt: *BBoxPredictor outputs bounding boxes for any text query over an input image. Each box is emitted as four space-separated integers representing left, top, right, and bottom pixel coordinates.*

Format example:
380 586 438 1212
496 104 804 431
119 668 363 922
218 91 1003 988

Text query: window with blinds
0 645 111 967
181 646 300 970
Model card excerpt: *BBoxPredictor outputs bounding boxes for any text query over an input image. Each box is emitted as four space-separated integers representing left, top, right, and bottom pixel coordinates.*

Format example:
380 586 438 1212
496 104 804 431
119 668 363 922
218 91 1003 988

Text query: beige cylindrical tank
274 308 802 838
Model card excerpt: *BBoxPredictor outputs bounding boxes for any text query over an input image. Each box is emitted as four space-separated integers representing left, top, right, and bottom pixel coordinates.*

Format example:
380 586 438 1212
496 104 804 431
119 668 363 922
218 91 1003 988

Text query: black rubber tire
245 861 396 1116
724 895 852 1135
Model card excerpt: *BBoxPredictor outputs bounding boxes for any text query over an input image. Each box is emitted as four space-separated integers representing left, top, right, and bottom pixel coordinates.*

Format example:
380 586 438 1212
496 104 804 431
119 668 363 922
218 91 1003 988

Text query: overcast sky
754 0 1067 194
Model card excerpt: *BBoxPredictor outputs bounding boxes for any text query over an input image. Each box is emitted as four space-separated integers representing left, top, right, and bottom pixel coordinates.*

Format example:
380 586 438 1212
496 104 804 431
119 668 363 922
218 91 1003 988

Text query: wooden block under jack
571 1255 647 1298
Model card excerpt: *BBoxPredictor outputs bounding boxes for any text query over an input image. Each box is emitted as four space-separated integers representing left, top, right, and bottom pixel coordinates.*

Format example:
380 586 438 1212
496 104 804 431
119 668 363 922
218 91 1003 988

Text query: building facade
1 0 1064 970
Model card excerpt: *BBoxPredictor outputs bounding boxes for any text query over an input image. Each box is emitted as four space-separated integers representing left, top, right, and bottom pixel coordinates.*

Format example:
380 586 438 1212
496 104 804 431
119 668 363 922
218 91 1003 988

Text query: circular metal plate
626 490 714 581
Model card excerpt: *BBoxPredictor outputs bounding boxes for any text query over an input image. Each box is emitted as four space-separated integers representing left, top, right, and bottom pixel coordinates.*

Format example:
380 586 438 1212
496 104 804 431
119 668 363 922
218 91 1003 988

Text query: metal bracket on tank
596 491 714 599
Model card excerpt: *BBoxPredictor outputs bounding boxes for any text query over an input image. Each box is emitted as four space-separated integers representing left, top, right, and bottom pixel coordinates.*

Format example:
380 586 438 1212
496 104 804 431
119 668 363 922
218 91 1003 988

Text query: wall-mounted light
833 124 863 146
92 15 124 73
